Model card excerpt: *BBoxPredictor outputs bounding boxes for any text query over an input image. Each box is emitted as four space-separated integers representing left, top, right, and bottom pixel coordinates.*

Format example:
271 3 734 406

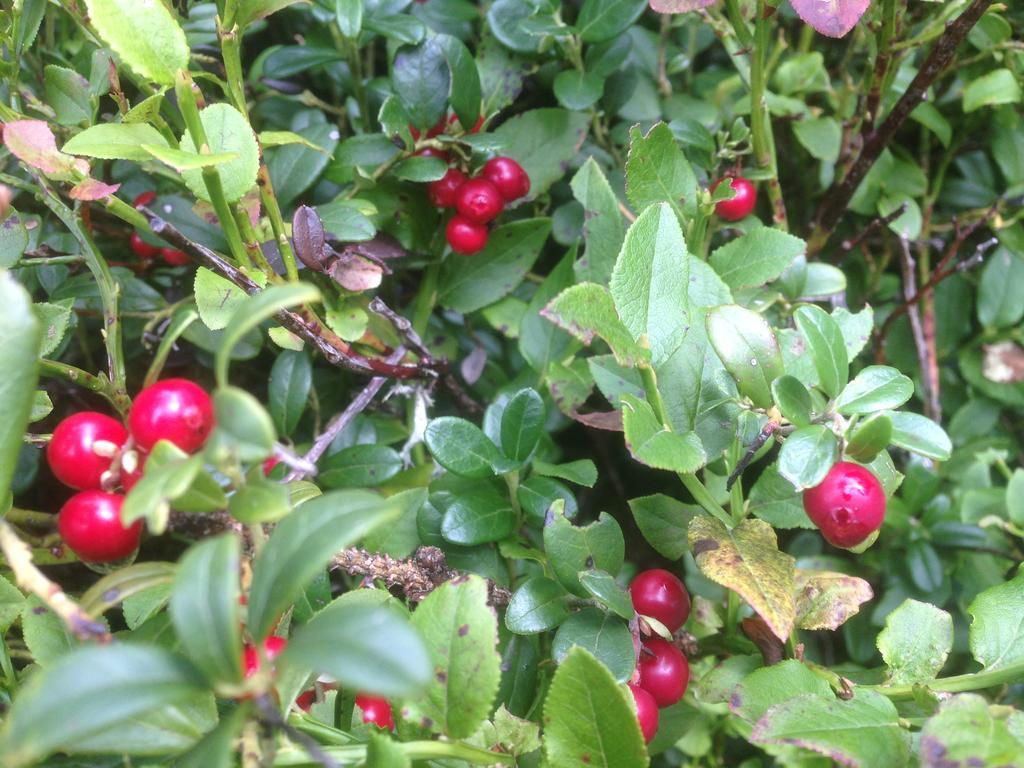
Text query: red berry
630 569 691 633
446 216 489 255
628 683 659 743
262 456 280 477
712 176 757 221
409 117 446 142
244 635 288 678
454 178 504 224
428 168 468 208
58 490 141 563
356 694 394 730
637 638 690 708
130 231 160 260
128 379 215 454
803 461 886 548
132 191 157 208
47 412 128 490
415 146 450 162
159 247 190 266
296 690 316 711
482 157 530 202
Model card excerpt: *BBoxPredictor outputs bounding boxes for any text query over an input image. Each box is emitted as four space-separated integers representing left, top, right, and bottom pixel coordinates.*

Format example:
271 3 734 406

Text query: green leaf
794 304 848 398
266 121 339 208
578 569 635 619
751 690 910 768
175 706 247 768
268 350 311 437
552 608 634 682
621 394 706 473
534 459 598 487
122 442 202 531
179 104 260 203
0 645 203 768
0 575 26 633
886 411 951 461
425 417 505 479
33 300 73 358
437 34 481 132
82 0 189 85
625 122 697 216
609 202 690 364
490 109 590 197
208 386 276 463
1006 469 1024 527
689 516 796 641
544 506 625 596
0 211 29 268
438 219 551 313
977 247 1024 328
493 705 542 755
968 569 1024 670
520 251 577 373
834 366 914 416
229 478 291 523
963 68 1022 113
543 647 648 768
778 425 839 491
500 388 545 462
43 65 92 126
405 576 501 738
845 414 893 463
919 694 1024 766
571 159 626 285
392 37 450 130
795 570 872 631
366 731 411 767
576 0 646 42
709 229 806 292
730 659 831 725
21 599 74 666
803 262 847 296
143 144 238 172
628 494 699 559
215 282 320 387
334 0 363 37
248 490 404 640
877 599 952 685
319 444 403 489
0 273 41 504
283 597 430 698
792 116 841 162
168 534 243 685
706 304 784 409
771 375 813 427
542 283 650 367
440 484 516 545
506 576 571 634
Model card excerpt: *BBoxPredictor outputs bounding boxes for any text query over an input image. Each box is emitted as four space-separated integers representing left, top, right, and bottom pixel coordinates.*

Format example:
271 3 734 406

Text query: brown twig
142 209 437 381
810 0 993 251
332 546 512 606
833 204 907 262
0 521 109 640
727 420 779 490
896 239 939 421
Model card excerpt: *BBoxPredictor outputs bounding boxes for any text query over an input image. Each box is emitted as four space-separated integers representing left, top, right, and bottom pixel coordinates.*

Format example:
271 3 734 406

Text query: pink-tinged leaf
69 178 121 201
649 0 716 12
1 120 89 176
790 0 871 39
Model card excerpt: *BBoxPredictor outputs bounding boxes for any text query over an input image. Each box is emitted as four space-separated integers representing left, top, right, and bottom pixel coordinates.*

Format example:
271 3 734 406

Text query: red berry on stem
159 247 190 266
482 157 530 201
428 168 468 208
58 490 140 563
47 412 128 490
630 568 691 633
356 694 395 730
628 683 659 744
415 146 450 163
712 176 757 221
803 461 886 548
130 231 160 260
296 690 316 711
637 638 690 708
446 216 489 255
243 635 288 678
129 379 215 454
132 191 157 208
454 178 504 224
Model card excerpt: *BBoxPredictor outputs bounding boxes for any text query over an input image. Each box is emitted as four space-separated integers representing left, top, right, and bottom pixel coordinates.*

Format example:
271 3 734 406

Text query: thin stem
274 740 515 766
865 657 1024 701
723 0 754 49
258 166 300 282
3 508 55 527
749 0 787 229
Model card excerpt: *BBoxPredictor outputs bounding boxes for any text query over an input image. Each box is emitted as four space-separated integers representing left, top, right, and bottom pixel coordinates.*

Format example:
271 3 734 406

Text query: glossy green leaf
977 247 1024 329
143 144 238 172
621 394 706 473
83 0 189 85
392 37 449 130
334 0 363 37
834 366 914 415
628 494 698 559
877 599 952 685
43 65 92 126
490 109 590 197
709 228 806 292
208 387 276 463
506 576 571 634
576 0 646 42
500 388 545 462
543 647 647 767
268 350 311 437
228 478 291 523
886 411 952 461
553 70 604 110
168 534 243 684
771 375 813 427
794 304 849 398
424 417 505 479
248 490 404 640
0 272 41 504
440 484 516 545
319 444 403 488
845 414 892 463
577 569 635 619
706 304 783 409
778 424 839 491
544 506 625 596
552 608 634 682
123 442 202 531
437 34 480 132
963 68 1022 113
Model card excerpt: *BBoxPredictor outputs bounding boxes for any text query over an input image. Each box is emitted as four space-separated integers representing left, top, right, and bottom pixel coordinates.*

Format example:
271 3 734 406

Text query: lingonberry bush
0 0 1022 765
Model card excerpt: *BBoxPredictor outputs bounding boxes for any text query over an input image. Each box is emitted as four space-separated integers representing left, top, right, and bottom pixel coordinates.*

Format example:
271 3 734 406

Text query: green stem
726 590 739 637
174 70 251 268
723 0 754 49
865 657 1024 701
258 166 300 282
412 260 441 338
273 740 515 766
3 508 55 527
233 203 275 276
749 0 787 230
143 308 200 388
14 255 85 267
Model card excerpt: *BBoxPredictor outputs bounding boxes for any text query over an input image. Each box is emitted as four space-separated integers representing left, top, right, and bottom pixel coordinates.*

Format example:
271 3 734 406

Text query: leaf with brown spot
795 570 873 631
688 516 796 641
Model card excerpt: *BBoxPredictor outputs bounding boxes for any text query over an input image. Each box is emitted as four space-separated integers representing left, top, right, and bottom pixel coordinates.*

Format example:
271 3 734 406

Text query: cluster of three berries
47 379 214 563
427 156 530 255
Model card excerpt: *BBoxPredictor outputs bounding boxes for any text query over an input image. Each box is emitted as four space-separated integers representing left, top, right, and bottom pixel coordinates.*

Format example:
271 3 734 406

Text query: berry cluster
627 569 692 743
48 379 214 563
128 191 190 266
242 636 393 727
803 461 886 548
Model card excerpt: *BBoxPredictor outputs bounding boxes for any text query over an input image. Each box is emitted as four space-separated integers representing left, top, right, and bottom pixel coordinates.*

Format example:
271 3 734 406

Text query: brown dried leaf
795 570 873 631
982 341 1024 383
328 254 383 292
